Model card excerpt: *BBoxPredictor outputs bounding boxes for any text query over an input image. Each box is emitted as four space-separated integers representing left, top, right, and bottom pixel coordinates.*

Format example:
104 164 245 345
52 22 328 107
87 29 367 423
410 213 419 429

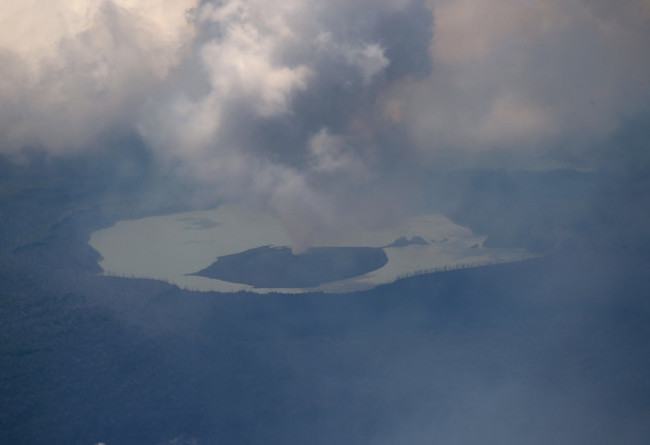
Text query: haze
2 1 650 444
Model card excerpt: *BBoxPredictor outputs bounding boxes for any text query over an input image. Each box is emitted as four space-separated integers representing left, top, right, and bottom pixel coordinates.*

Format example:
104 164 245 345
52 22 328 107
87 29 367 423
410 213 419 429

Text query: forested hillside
2 156 649 444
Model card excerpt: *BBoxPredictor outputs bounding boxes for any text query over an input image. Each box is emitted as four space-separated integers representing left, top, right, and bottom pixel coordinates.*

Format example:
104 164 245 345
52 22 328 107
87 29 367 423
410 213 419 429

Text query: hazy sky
2 0 649 249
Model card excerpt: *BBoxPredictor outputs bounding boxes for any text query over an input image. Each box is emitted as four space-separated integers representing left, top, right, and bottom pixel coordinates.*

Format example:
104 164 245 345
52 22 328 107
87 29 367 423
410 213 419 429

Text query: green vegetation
2 155 650 444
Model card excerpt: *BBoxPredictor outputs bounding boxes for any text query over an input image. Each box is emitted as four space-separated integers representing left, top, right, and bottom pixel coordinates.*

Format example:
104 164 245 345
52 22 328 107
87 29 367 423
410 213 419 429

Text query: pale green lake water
89 204 529 293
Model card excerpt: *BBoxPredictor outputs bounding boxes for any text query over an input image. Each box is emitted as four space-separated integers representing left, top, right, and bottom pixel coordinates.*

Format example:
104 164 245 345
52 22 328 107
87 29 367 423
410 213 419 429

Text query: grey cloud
1 0 649 249
385 0 650 167
133 0 435 249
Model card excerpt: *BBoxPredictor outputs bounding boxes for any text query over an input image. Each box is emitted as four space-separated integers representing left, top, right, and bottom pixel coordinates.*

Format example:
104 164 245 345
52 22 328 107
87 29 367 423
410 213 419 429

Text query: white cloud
136 0 398 250
198 17 310 117
316 32 390 85
2 0 650 247
308 128 365 174
0 0 199 153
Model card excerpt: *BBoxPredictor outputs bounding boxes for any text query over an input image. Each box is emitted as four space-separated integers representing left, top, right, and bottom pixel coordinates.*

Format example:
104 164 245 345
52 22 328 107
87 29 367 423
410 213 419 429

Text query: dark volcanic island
189 245 389 288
